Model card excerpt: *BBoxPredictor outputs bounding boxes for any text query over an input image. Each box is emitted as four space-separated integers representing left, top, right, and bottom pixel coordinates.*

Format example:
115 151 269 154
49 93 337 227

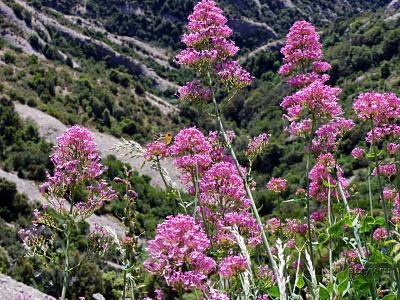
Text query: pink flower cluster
144 215 215 291
40 126 116 218
281 80 342 122
176 0 252 93
279 20 331 88
199 161 261 246
351 147 365 159
372 164 397 177
177 80 212 103
219 255 248 278
353 92 400 125
144 141 169 161
209 289 230 300
392 194 400 224
279 21 323 74
40 126 104 192
266 177 288 193
170 127 213 183
309 153 349 202
245 133 270 160
365 124 400 144
215 60 254 90
373 227 388 241
312 118 354 154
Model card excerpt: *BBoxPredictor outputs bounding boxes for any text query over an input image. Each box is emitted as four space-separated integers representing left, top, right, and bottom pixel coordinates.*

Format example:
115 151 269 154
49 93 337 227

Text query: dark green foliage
0 98 52 180
0 178 31 222
3 51 16 64
102 155 175 237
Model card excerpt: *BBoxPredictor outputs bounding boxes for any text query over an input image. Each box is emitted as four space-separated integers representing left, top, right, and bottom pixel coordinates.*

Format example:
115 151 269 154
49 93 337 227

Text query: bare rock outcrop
0 273 55 299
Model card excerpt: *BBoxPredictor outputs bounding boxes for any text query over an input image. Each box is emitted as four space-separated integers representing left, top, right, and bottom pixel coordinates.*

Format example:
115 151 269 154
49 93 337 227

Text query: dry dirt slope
14 102 180 188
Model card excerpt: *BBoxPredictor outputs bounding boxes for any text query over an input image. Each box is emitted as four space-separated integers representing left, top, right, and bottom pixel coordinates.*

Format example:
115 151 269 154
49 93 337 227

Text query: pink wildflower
245 133 270 159
219 255 248 278
312 118 354 154
266 177 288 193
373 227 388 241
209 289 230 300
353 92 400 125
279 21 324 76
144 215 215 291
281 80 342 121
351 147 365 159
177 80 211 102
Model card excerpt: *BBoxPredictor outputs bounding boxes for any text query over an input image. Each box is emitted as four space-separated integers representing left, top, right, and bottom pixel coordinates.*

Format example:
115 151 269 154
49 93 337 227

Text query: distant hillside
31 0 391 51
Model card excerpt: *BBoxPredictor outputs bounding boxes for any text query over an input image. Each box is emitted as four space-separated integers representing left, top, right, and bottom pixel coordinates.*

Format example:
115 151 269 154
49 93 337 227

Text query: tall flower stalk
175 0 281 289
19 126 117 299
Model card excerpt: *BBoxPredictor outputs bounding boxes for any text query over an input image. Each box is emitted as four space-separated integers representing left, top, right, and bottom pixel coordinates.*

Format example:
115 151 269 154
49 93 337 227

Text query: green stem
61 229 70 300
327 178 333 288
395 268 400 299
193 163 200 218
61 193 75 300
207 73 281 292
371 120 390 233
305 120 315 267
157 159 178 213
369 278 379 300
122 270 127 300
395 152 400 195
337 180 365 262
368 165 374 217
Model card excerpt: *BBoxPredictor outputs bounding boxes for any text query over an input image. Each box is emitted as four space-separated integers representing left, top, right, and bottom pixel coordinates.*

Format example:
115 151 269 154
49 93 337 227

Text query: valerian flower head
309 153 349 202
40 126 104 191
312 118 354 154
209 289 230 300
373 227 388 241
245 133 270 160
279 20 331 87
392 194 400 224
176 0 253 94
353 92 400 125
266 177 288 193
177 0 237 65
281 80 342 122
351 147 365 159
144 141 170 161
170 127 213 185
219 255 248 278
40 126 117 218
215 60 254 90
177 80 212 102
372 163 397 177
200 161 250 210
144 215 215 291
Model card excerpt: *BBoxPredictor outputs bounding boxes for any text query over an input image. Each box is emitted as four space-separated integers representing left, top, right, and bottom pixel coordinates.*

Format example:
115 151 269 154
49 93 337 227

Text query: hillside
1 0 400 298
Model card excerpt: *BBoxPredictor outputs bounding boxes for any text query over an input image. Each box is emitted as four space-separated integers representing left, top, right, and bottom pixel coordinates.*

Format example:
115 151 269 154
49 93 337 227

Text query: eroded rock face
0 273 55 299
386 0 400 15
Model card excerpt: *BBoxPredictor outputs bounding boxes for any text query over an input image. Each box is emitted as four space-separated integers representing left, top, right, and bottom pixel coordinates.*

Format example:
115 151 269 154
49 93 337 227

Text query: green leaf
318 233 329 245
337 269 349 283
360 216 375 233
268 286 279 298
296 272 305 289
319 283 330 300
328 219 344 237
375 217 385 226
338 280 350 296
322 179 336 188
382 295 396 300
